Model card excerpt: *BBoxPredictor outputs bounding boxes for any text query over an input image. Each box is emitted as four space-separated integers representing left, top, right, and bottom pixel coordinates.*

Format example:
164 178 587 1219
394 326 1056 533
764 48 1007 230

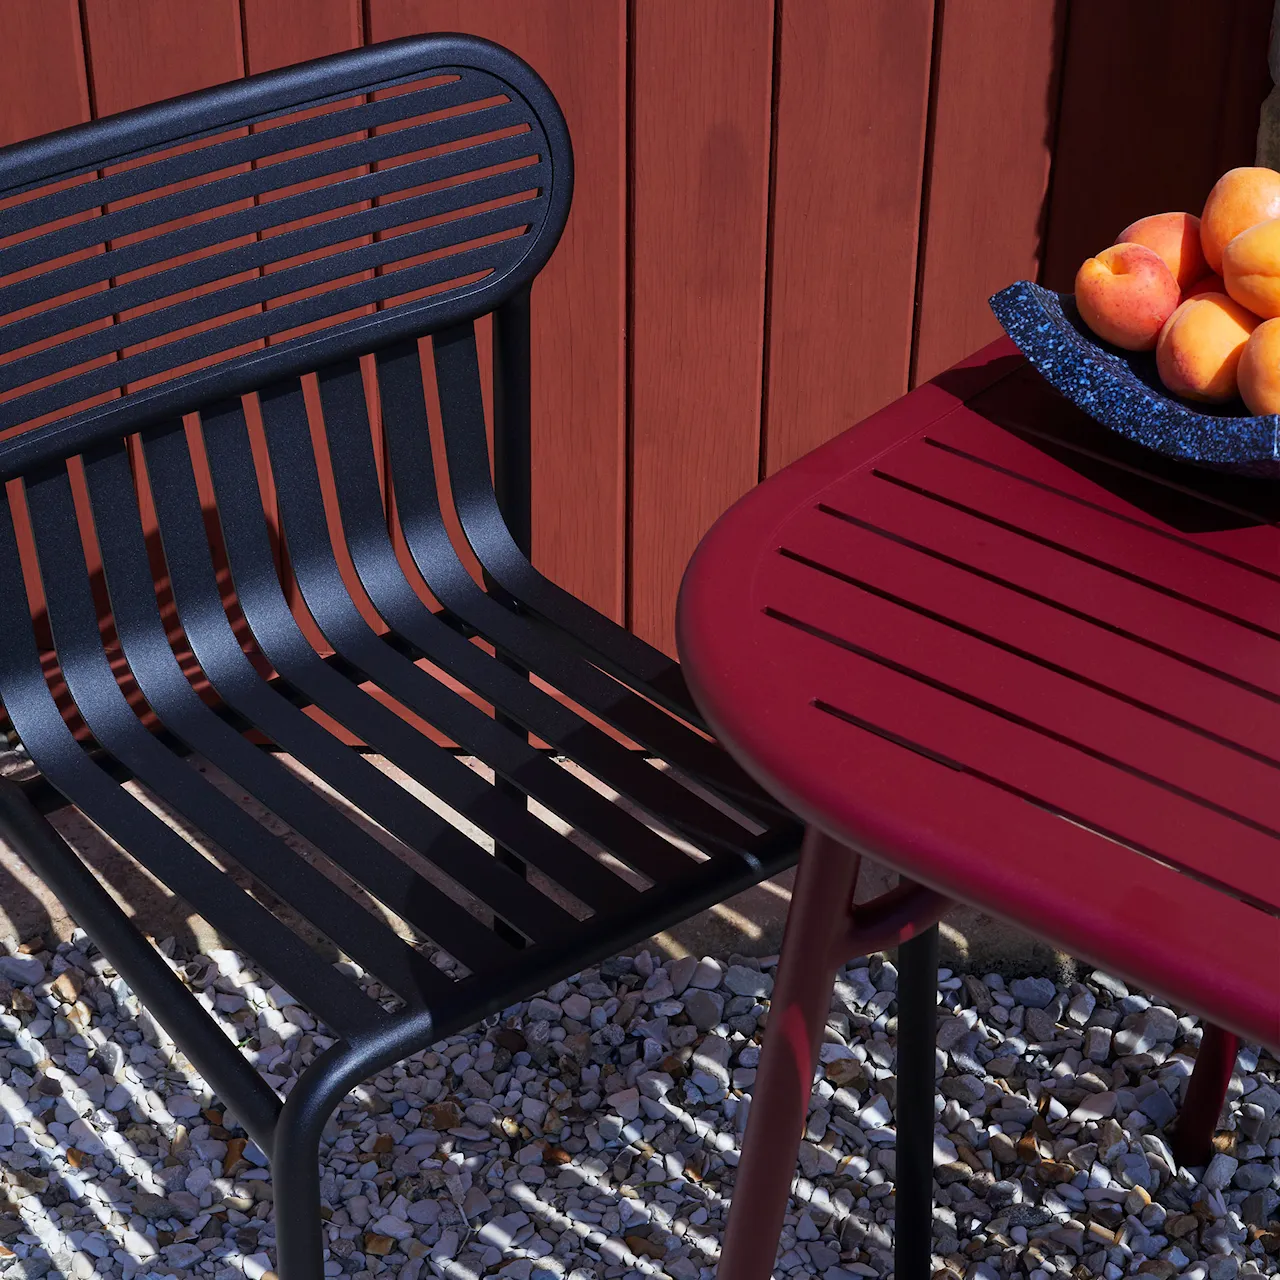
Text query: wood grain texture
241 0 362 73
1041 0 1273 291
10 1 1277 672
367 0 627 622
80 0 244 115
0 0 89 145
911 0 1066 386
763 0 934 475
629 0 775 653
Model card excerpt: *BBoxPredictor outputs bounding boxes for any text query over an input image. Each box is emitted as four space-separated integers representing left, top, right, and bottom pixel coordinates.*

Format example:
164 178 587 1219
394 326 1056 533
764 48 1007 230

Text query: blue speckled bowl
989 281 1280 478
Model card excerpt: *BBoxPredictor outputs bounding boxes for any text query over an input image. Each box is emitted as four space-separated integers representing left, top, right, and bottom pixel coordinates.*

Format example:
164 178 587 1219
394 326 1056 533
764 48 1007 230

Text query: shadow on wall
1039 0 1274 292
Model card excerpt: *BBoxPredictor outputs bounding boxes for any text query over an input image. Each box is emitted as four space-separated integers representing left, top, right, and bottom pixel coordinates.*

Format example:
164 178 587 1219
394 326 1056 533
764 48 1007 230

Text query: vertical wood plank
241 0 362 73
763 0 934 475
911 0 1066 385
80 0 245 115
0 0 89 145
1041 0 1273 291
629 0 774 654
367 0 627 623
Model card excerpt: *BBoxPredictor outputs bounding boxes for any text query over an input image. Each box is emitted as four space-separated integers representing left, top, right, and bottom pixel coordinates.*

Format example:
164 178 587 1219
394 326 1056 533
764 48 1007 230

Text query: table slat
758 570 1280 912
819 472 1280 699
778 503 1280 764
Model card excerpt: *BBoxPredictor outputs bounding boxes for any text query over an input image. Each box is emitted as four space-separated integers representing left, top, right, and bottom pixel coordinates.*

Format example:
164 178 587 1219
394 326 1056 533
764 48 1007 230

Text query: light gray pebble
1248 1083 1280 1120
1009 976 1056 1008
609 1088 640 1120
560 993 590 1021
1072 1090 1118 1122
0 953 45 985
667 954 698 994
1203 1152 1239 1191
373 1214 416 1241
1138 1087 1177 1128
165 1093 202 1118
1090 970 1129 998
1234 1160 1277 1190
683 987 723 1032
1114 1005 1178 1055
1024 1006 1058 1043
1067 989 1097 1024
723 964 771 998
1 931 1276 1280
1084 1025 1113 1062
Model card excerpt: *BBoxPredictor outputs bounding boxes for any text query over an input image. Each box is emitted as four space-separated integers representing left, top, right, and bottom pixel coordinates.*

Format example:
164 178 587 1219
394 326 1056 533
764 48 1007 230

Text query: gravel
0 933 1276 1280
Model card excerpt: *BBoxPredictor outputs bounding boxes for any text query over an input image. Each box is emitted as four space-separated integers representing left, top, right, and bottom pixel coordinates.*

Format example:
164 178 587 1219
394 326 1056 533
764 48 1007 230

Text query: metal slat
317 358 755 857
3 202 535 399
0 138 542 347
22 463 447 1007
966 369 1280 533
141 414 580 942
431 324 700 721
780 509 1280 764
0 33 565 202
0 494 382 1037
821 479 1280 700
374 341 785 826
0 236 529 435
82 439 515 977
757 583 1280 910
926 413 1280 579
261 376 691 892
877 440 1280 638
0 72 514 247
0 777 283 1149
772 536 1280 831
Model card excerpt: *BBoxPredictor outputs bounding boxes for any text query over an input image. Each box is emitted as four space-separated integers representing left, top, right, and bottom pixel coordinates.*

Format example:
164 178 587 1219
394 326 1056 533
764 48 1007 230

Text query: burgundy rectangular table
676 339 1280 1279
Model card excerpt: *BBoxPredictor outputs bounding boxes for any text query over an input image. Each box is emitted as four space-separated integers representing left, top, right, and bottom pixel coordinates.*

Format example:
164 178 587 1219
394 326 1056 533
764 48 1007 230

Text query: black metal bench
0 36 800 1275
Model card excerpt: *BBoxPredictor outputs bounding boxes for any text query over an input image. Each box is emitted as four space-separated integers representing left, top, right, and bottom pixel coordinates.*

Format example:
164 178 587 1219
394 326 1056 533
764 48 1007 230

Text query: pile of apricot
1074 166 1280 414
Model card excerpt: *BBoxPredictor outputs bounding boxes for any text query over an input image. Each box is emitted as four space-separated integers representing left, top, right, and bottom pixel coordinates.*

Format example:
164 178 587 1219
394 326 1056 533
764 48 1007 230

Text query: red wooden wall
0 0 1271 654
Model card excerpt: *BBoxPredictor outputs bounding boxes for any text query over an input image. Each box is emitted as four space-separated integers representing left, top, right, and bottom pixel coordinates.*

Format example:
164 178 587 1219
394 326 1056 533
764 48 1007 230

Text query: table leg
716 827 862 1280
895 923 940 1280
1171 1024 1239 1167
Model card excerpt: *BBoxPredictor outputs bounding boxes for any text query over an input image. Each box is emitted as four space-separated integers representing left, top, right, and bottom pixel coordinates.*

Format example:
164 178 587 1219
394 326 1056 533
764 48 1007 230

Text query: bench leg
1171 1023 1239 1168
273 1047 360 1280
716 827 862 1279
895 923 940 1280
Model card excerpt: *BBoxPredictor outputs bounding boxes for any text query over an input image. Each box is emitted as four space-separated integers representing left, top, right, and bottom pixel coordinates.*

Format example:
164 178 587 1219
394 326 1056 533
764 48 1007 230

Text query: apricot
1221 216 1280 318
1237 317 1280 414
1200 166 1280 273
1155 293 1258 402
1183 273 1226 299
1117 212 1206 291
1074 243 1180 350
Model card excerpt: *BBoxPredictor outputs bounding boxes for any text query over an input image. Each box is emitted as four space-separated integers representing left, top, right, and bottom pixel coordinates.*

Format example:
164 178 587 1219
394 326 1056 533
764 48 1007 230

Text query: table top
677 339 1280 1050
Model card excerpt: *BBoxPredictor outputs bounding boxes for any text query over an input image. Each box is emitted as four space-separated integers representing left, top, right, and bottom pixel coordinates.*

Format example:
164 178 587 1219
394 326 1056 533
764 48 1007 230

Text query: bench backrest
0 34 571 481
